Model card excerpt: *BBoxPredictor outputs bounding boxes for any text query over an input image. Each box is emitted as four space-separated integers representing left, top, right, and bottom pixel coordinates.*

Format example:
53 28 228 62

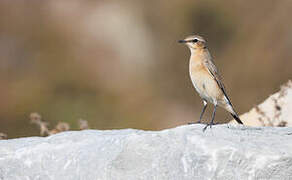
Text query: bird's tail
230 113 243 124
224 102 244 124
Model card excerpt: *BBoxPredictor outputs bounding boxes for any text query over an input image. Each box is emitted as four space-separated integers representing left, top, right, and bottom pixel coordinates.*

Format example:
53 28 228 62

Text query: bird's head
178 35 207 51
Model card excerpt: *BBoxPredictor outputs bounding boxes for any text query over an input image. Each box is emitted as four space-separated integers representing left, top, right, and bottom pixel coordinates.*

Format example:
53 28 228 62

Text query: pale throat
189 49 205 64
189 46 206 55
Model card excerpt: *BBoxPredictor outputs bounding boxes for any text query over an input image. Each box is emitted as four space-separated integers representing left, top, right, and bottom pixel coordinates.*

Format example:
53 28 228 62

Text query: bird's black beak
178 40 187 43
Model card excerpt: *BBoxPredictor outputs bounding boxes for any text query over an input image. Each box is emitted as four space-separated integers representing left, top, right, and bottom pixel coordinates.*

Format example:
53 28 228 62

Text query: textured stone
230 80 292 127
0 124 292 180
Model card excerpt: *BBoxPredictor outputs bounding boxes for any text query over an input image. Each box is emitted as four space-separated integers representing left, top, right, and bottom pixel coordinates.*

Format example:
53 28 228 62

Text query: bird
178 35 243 131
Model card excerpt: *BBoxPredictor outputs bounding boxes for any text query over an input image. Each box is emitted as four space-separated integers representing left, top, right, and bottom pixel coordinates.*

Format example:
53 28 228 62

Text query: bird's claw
203 124 212 132
188 121 201 125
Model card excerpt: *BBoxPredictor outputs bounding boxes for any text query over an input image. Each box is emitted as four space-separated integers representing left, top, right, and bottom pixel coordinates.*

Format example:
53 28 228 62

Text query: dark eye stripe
192 39 198 43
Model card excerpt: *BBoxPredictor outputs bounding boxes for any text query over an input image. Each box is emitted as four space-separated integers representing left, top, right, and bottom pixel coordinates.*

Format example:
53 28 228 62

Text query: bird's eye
192 39 198 43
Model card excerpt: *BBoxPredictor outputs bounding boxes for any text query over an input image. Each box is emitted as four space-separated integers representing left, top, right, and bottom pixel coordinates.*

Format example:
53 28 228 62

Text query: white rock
1 125 292 180
230 80 292 127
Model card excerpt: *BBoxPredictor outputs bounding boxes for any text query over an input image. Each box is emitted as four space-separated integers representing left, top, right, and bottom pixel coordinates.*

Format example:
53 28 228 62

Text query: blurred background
0 0 291 138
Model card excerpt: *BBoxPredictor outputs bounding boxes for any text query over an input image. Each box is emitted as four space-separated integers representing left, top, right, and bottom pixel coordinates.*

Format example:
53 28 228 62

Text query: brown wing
204 56 243 124
203 58 232 105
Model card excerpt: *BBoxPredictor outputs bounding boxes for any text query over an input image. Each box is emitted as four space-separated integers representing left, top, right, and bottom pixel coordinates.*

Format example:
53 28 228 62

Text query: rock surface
230 80 292 127
1 124 292 180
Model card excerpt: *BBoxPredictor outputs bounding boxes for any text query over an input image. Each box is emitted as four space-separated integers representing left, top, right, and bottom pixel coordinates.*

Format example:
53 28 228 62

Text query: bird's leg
198 100 207 123
203 104 217 132
188 100 207 125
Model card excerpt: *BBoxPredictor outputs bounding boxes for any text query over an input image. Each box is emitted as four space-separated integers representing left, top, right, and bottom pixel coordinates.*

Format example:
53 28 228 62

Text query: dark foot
202 124 212 132
188 121 201 125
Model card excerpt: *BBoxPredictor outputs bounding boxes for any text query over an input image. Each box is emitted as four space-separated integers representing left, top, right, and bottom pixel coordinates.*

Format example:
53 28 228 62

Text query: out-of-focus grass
30 112 89 137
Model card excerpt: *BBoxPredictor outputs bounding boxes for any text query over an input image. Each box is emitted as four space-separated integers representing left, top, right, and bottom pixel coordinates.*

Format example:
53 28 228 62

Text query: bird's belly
190 71 223 103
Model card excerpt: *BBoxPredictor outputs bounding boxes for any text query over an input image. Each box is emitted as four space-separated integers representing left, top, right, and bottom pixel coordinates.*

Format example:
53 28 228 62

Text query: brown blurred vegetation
0 0 291 138
29 112 88 136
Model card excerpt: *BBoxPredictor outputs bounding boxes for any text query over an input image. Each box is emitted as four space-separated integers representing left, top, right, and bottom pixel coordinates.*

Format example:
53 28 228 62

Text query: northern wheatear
178 35 243 131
